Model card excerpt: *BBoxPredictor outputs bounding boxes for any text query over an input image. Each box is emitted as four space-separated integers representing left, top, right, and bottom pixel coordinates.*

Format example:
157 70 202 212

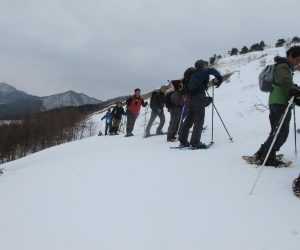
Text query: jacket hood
274 56 293 70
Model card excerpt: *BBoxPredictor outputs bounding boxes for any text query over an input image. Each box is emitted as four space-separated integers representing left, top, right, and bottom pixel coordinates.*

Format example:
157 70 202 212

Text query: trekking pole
98 120 103 136
176 106 185 138
144 105 149 135
122 116 127 133
120 116 126 133
249 96 295 195
205 90 233 142
211 86 215 144
293 106 297 157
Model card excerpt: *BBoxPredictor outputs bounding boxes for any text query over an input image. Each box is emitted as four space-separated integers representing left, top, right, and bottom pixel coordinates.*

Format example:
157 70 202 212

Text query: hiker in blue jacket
101 109 113 135
179 59 223 148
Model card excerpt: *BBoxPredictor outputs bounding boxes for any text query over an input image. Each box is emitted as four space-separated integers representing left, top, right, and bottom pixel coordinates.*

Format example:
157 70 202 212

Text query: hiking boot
179 141 190 147
125 133 133 137
191 142 207 149
167 133 176 142
144 133 151 138
156 131 165 135
167 138 176 142
252 152 264 165
293 176 300 197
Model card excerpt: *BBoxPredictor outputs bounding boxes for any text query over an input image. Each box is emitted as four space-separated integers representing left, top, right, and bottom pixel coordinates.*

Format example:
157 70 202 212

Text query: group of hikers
101 45 300 197
101 59 223 147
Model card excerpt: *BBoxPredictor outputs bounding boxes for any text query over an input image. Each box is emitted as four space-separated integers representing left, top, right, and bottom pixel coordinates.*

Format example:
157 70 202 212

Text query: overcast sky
0 0 299 100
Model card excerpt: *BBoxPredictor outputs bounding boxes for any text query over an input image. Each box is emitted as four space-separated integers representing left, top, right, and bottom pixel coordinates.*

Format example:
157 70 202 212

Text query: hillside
1 47 300 250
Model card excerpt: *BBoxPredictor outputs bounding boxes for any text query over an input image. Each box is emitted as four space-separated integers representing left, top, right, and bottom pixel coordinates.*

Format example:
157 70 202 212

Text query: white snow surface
1 47 300 250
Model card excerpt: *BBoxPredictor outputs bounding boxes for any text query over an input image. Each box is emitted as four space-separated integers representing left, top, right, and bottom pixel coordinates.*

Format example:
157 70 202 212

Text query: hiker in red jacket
125 88 148 137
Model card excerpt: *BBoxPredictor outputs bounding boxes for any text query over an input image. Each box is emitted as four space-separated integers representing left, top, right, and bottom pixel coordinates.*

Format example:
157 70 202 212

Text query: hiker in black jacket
110 102 125 135
145 85 167 137
167 81 184 141
179 60 223 148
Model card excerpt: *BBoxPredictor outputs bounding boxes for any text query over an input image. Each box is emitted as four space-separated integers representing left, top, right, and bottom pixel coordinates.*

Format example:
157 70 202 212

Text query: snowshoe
242 154 284 164
170 142 213 150
242 154 292 168
265 158 292 168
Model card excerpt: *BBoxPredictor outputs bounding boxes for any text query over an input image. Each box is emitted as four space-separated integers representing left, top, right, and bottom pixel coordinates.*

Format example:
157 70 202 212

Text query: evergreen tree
230 48 239 56
209 54 217 65
275 38 286 47
250 43 263 52
240 46 249 54
259 41 266 50
292 36 300 44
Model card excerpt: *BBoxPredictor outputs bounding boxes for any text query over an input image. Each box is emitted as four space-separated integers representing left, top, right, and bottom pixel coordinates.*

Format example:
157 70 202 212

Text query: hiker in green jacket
253 46 300 167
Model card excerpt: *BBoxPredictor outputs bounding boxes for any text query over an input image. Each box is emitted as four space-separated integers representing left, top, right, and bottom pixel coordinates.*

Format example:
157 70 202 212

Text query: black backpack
183 67 198 96
186 69 209 96
150 91 157 109
165 91 174 109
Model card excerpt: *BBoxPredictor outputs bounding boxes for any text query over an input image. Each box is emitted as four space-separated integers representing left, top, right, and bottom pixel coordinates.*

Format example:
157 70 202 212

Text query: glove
289 88 300 98
157 109 162 114
213 75 223 88
294 97 300 106
213 79 221 88
204 97 213 107
144 101 148 106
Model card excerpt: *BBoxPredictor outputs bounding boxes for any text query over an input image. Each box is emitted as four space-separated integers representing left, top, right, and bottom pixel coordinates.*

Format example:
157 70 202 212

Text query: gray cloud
0 0 299 100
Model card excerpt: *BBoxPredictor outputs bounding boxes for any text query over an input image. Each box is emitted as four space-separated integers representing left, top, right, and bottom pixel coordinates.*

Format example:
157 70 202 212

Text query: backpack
165 91 174 109
183 67 196 96
150 91 157 109
259 64 275 92
185 69 206 96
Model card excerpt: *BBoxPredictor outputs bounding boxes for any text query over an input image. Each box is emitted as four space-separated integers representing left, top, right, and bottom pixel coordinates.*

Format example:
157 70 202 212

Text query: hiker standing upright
110 102 125 135
167 81 184 141
145 85 167 137
252 46 300 167
101 108 113 135
178 59 223 148
125 88 148 137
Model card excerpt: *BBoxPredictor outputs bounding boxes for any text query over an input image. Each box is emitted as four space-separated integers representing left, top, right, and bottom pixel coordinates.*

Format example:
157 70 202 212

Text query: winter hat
195 59 206 69
171 80 182 90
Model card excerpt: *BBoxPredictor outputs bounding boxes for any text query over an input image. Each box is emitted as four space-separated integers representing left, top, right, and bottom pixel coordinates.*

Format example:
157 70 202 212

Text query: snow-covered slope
1 47 300 250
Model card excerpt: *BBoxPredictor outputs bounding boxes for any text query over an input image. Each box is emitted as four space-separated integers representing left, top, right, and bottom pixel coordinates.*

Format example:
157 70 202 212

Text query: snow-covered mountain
41 90 101 110
0 82 35 104
0 83 102 116
1 46 300 250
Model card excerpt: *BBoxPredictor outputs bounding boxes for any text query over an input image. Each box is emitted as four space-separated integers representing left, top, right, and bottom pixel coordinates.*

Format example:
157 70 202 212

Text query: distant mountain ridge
41 90 101 110
0 82 102 117
0 82 37 105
